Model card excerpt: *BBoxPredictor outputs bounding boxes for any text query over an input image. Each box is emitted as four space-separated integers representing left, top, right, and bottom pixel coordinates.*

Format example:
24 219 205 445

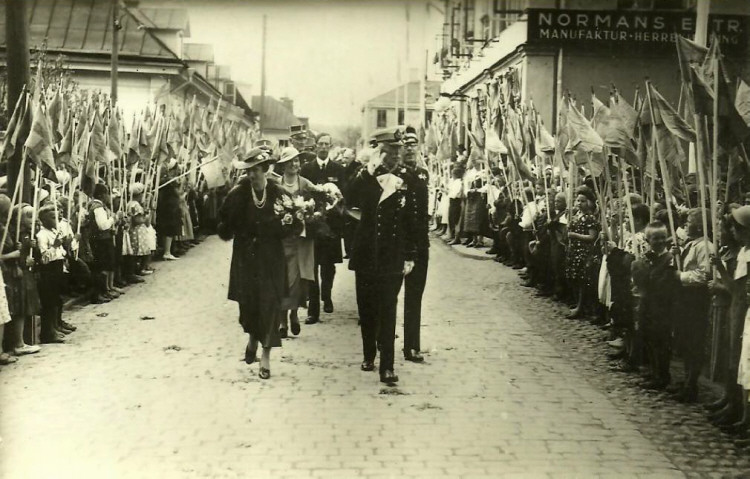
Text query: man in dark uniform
299 132 347 324
348 126 417 384
401 126 429 363
289 124 308 151
340 148 362 258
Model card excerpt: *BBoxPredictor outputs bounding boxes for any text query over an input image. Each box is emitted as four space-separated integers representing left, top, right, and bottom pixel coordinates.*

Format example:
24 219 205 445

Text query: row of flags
1 63 257 198
424 34 750 202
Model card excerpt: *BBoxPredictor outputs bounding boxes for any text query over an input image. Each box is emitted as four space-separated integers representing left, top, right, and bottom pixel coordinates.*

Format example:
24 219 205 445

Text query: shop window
481 14 491 40
376 109 387 128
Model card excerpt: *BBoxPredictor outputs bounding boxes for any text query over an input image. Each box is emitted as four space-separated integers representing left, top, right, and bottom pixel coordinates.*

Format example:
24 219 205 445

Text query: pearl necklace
251 182 267 208
282 176 298 188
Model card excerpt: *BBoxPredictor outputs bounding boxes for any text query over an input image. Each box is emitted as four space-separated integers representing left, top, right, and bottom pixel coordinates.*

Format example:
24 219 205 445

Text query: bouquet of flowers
309 183 344 211
273 193 305 237
302 183 345 240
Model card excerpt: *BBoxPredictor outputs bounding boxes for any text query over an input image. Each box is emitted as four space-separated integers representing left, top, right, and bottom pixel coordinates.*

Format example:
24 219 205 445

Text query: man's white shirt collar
317 158 329 169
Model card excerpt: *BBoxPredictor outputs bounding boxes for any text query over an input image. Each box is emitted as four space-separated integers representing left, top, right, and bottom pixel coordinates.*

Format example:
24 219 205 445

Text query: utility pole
5 0 31 201
259 14 267 136
111 0 120 104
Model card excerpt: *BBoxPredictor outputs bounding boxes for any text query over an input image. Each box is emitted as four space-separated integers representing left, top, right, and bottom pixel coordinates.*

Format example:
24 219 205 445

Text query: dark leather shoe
305 316 319 325
279 328 288 339
704 397 729 412
380 370 399 383
291 322 301 336
40 332 65 344
720 421 749 435
125 275 145 284
92 294 111 304
639 379 668 391
61 321 77 332
606 349 625 360
674 387 698 403
361 360 375 371
244 345 258 365
323 301 334 314
404 350 424 363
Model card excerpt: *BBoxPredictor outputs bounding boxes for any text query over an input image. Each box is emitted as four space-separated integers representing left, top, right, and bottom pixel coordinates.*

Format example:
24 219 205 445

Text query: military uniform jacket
406 164 430 252
300 159 347 264
347 164 418 276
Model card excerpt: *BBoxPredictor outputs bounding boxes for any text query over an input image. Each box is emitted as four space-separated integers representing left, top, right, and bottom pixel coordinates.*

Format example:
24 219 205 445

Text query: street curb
431 235 494 261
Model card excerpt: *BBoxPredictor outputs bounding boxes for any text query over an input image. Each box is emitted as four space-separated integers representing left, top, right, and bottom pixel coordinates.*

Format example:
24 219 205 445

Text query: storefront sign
527 9 748 55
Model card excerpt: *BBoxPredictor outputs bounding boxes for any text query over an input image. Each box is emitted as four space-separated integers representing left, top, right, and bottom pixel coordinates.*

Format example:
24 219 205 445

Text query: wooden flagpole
645 80 681 269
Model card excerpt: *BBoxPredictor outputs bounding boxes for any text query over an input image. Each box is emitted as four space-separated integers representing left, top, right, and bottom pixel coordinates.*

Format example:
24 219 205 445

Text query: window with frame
616 0 685 9
376 109 387 128
398 109 405 125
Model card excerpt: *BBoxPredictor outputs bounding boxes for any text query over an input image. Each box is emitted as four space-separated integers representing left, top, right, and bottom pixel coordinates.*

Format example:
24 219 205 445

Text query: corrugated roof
252 95 302 132
0 0 182 61
367 80 442 106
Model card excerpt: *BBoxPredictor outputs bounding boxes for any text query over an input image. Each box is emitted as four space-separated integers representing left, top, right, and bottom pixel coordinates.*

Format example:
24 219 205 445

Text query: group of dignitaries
218 125 429 384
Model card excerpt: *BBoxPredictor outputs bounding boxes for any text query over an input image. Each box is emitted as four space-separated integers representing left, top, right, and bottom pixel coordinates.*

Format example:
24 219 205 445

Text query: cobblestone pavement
0 235 747 478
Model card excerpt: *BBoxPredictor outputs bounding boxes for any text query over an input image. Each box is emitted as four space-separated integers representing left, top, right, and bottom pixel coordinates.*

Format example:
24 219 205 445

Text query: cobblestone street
1 236 748 478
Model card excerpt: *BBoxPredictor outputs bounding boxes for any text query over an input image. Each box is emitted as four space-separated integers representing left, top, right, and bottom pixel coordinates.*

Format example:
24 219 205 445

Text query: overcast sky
141 0 443 128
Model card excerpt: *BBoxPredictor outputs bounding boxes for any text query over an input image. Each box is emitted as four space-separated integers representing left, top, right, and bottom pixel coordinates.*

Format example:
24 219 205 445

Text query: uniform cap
289 124 308 138
370 126 403 145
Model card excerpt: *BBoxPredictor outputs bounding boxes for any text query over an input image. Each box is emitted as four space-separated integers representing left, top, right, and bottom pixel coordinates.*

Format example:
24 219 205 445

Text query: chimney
280 96 294 114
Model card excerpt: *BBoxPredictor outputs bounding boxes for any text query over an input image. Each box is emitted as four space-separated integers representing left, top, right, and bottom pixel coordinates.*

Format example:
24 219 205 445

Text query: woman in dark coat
157 164 184 260
218 148 286 380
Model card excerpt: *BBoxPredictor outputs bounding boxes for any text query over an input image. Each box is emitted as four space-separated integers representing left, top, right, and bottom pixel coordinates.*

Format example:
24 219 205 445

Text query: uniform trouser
404 249 429 353
308 262 335 318
356 272 403 373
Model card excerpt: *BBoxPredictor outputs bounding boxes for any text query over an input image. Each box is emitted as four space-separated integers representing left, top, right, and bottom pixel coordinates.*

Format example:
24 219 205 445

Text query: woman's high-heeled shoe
259 367 271 380
291 321 301 336
244 345 258 365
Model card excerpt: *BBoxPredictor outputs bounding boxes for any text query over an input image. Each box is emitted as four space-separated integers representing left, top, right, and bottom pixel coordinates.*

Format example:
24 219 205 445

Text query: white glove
367 150 385 176
404 260 415 276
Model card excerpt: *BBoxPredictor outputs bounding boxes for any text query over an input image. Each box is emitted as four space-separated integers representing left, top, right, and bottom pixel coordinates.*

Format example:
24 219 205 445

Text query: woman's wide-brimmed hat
276 146 301 165
232 147 275 170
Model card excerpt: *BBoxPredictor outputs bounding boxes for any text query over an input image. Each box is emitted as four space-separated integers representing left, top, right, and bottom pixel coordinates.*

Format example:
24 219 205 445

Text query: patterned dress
127 200 152 257
565 212 599 284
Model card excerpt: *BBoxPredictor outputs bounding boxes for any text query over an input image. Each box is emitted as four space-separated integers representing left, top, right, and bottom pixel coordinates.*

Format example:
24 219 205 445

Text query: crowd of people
429 148 750 445
0 164 227 365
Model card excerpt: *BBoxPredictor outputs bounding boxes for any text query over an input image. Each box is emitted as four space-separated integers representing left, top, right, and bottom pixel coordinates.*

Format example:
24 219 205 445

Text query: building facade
361 80 442 140
0 1 255 127
438 0 750 136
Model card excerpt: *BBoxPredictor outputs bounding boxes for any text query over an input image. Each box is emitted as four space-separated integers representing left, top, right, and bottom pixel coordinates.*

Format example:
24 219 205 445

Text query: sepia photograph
1 0 750 477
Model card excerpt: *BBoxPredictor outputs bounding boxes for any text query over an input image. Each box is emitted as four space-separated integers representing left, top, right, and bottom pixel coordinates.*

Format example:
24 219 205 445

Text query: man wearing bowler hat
348 126 417 384
299 132 347 324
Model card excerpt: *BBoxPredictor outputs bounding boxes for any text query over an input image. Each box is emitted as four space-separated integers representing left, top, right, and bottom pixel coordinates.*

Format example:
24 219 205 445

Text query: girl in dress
218 148 287 380
565 186 600 319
